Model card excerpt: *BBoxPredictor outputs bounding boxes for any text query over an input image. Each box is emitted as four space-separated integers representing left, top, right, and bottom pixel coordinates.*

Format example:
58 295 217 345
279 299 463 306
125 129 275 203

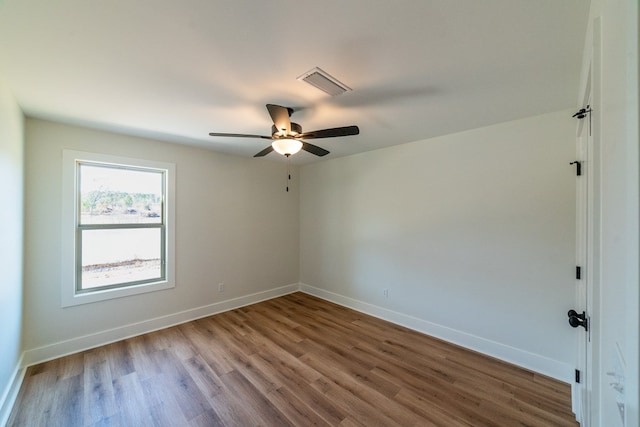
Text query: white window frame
62 150 175 307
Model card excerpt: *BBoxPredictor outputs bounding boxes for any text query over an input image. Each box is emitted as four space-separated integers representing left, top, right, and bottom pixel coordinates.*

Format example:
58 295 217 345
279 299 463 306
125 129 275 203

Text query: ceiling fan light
272 138 303 156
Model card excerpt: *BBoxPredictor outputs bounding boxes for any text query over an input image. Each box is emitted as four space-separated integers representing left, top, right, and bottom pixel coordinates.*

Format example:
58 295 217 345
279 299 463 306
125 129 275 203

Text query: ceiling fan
209 104 359 157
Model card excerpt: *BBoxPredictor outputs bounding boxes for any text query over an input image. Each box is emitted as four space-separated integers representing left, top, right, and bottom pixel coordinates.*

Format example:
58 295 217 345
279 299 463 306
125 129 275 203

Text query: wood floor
8 292 578 426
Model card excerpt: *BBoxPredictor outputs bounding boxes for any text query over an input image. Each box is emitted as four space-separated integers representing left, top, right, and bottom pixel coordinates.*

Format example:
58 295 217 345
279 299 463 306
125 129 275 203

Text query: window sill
61 279 175 307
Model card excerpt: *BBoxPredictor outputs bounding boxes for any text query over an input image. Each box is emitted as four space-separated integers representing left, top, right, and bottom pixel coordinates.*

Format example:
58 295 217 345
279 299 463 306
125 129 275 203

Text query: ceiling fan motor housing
272 122 302 138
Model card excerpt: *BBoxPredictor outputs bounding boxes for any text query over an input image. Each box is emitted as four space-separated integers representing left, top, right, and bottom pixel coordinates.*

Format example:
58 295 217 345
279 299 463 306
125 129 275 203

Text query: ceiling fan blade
253 146 274 157
266 104 291 134
298 125 359 139
301 141 330 157
209 132 272 140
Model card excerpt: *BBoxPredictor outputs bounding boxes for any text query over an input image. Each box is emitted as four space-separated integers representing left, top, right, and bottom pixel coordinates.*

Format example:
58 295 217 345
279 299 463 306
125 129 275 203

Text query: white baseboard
299 283 573 384
22 283 299 368
0 356 25 427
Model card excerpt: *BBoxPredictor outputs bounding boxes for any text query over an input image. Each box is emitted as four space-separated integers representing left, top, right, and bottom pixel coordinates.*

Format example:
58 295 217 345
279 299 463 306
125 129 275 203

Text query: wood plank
310 375 410 427
394 388 474 427
188 409 225 427
219 369 294 426
83 348 118 425
265 386 333 427
176 321 236 376
111 372 154 426
182 355 257 426
157 326 198 360
147 349 211 421
248 351 346 425
104 340 135 379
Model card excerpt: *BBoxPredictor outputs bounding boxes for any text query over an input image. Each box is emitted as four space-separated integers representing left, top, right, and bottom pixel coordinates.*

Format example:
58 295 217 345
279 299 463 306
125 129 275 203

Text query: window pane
80 228 163 290
79 163 163 225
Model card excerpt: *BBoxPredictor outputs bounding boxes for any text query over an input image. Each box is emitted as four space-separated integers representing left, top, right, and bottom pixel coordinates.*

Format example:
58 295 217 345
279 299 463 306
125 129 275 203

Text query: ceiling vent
297 67 352 96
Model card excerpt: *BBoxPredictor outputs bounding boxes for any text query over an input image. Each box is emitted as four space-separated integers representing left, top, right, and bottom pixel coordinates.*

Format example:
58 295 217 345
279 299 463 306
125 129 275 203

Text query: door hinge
572 106 592 119
575 369 581 383
570 161 582 176
576 266 582 280
573 105 592 136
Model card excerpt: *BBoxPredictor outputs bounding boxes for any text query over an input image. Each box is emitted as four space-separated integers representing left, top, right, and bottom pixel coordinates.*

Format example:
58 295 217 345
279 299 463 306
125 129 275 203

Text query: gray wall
22 119 300 358
300 110 576 380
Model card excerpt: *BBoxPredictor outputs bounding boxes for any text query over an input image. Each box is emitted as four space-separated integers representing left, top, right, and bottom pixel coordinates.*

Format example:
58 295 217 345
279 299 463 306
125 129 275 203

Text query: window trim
62 150 176 307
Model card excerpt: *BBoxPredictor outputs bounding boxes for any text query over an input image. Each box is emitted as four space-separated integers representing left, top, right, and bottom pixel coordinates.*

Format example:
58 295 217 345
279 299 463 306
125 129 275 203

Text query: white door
573 25 602 423
573 96 591 425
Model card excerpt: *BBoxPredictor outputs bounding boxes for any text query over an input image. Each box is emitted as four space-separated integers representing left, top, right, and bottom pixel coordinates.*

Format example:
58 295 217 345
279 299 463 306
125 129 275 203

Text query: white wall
23 118 299 361
300 110 577 381
0 79 24 422
583 1 639 425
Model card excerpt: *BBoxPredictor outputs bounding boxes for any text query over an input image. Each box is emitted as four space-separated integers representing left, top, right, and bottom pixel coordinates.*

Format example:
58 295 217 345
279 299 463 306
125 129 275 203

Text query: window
62 151 175 306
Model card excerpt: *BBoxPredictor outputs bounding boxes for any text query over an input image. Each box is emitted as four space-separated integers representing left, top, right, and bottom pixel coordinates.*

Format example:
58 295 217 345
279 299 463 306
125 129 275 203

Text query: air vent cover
297 67 352 96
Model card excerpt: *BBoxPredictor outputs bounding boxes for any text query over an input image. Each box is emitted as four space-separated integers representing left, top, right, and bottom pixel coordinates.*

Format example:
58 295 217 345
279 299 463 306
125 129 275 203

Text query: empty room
0 1 637 426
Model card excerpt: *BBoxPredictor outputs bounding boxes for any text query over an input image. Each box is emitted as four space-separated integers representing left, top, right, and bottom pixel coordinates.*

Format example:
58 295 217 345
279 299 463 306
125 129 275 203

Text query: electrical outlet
218 283 224 294
383 288 389 298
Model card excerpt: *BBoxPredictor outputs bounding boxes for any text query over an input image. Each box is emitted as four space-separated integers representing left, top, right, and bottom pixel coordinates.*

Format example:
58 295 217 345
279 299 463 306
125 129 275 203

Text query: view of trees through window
81 190 161 222
78 163 165 290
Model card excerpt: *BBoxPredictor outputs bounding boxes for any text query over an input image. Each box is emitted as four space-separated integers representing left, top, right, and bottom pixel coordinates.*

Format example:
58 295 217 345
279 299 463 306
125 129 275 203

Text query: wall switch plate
218 283 224 293
383 288 389 298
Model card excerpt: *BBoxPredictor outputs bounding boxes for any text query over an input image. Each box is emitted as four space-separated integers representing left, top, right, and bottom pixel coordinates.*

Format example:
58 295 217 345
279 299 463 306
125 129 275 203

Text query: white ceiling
0 0 590 164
